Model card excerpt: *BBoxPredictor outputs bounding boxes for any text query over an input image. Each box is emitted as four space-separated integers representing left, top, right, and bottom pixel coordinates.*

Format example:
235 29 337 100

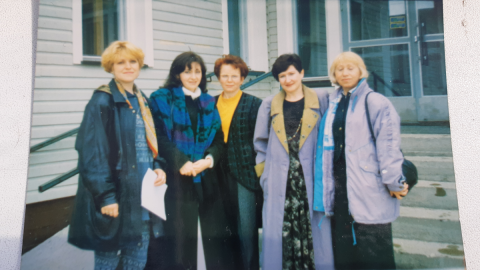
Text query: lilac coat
254 86 334 270
315 80 405 224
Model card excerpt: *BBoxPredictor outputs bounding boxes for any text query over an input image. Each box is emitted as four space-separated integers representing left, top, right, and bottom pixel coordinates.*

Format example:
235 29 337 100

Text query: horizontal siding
36 52 73 65
37 28 72 43
152 10 221 30
28 160 78 179
39 4 71 20
159 0 221 11
155 41 223 56
153 31 223 47
41 0 72 8
32 101 89 114
30 124 80 139
29 148 78 166
152 1 222 21
38 16 72 31
153 21 223 38
33 89 94 101
36 40 73 54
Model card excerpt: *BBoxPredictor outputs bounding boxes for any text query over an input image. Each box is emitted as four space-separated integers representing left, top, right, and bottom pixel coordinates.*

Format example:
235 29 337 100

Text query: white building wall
27 0 274 204
266 0 280 94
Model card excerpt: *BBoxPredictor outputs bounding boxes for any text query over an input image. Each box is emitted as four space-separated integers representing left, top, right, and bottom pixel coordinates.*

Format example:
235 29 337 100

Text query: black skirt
331 157 396 270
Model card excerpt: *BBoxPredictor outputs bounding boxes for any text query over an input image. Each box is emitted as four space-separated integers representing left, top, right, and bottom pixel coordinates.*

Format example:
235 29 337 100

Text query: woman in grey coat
314 51 409 269
254 54 334 270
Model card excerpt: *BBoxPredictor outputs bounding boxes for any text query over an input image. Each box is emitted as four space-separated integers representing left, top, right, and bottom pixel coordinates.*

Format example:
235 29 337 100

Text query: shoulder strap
365 91 376 145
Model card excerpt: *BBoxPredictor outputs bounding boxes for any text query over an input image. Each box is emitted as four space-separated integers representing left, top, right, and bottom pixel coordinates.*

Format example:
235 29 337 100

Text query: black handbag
365 92 418 191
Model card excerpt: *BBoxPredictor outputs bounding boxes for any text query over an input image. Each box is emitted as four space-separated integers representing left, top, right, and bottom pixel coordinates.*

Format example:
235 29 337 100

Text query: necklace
287 118 303 141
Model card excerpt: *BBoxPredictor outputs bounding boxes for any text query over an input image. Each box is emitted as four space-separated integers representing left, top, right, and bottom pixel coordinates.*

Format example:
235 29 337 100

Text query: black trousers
332 157 396 270
145 173 235 270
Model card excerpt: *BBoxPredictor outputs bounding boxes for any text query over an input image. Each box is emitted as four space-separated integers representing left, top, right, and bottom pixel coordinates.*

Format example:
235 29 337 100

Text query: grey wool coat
253 85 334 270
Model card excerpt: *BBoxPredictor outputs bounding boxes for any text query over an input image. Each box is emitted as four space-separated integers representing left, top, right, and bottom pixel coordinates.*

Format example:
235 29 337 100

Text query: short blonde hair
329 51 369 85
101 41 145 73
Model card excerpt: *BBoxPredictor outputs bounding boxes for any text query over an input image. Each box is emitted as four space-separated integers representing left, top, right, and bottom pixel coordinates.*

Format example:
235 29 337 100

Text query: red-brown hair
214 54 249 79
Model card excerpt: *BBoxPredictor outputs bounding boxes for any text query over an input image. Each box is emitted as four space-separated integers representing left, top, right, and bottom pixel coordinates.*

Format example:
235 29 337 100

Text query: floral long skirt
282 137 315 270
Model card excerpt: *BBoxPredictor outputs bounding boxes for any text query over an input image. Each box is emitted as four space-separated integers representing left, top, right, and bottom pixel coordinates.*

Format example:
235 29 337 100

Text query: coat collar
94 79 130 104
270 85 321 153
332 78 369 100
270 85 320 116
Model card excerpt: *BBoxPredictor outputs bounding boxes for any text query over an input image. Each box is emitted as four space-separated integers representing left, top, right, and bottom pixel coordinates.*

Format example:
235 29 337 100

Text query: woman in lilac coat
314 51 409 269
254 54 334 270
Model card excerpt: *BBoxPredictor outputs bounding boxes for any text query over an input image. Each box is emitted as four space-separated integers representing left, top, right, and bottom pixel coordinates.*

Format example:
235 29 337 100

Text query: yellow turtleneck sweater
217 90 243 142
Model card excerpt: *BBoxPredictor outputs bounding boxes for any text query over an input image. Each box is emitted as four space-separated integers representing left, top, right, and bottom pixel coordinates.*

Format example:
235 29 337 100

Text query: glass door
340 0 447 123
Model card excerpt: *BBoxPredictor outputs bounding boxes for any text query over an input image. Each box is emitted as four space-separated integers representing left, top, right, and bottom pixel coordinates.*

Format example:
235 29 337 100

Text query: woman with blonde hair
68 41 167 270
314 51 408 269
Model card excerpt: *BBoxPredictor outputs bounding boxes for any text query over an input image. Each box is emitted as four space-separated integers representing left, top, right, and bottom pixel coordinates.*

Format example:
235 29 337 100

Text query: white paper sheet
141 168 167 220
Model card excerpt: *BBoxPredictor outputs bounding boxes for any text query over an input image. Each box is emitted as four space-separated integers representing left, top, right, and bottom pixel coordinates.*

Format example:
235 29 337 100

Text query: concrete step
401 134 452 157
405 156 455 181
400 186 460 211
400 206 459 222
393 217 463 245
393 238 464 269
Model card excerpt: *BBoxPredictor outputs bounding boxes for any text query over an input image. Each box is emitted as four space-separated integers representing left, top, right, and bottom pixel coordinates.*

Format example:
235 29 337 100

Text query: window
73 0 154 66
296 0 328 77
82 0 119 57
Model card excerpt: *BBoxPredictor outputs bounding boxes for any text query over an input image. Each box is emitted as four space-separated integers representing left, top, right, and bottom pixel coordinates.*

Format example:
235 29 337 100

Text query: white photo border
0 0 478 269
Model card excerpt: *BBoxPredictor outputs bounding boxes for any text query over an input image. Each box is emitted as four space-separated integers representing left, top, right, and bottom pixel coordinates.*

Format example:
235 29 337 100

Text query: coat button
138 243 141 246
132 110 136 113
339 127 342 130
132 165 136 169
308 125 311 128
314 114 317 118
382 170 387 174
302 135 305 138
277 130 280 133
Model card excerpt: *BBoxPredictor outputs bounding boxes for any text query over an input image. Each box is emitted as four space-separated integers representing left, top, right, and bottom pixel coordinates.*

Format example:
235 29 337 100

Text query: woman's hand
390 183 409 200
101 203 119 218
179 161 196 177
192 158 212 175
154 169 166 186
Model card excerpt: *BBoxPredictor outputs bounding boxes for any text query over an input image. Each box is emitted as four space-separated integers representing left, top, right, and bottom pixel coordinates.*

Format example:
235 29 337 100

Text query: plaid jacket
216 92 262 191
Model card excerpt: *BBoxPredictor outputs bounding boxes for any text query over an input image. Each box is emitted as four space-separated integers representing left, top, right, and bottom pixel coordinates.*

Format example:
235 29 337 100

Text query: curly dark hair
162 51 208 93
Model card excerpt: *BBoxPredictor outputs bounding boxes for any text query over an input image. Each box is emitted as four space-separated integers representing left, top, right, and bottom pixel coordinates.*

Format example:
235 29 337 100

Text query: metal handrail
240 72 272 90
38 168 79 192
30 128 79 153
37 71 273 193
371 71 402 97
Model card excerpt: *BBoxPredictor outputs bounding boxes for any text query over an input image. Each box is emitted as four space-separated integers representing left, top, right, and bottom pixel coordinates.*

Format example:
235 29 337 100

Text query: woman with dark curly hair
146 51 234 270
